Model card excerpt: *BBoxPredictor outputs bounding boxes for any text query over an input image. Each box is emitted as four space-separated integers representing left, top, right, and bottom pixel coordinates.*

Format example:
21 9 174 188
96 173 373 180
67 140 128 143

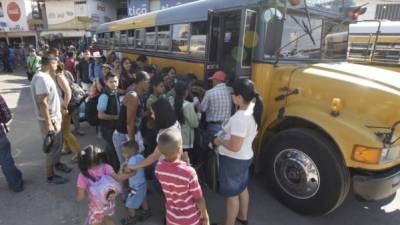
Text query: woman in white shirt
213 79 263 225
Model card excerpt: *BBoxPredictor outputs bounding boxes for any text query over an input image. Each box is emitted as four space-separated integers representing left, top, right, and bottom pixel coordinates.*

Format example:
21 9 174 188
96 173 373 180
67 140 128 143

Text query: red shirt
64 57 76 79
156 159 203 225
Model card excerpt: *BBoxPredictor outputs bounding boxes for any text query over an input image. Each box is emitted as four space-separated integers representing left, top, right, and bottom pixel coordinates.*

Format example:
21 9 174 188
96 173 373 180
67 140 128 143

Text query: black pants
2 58 12 72
100 125 120 172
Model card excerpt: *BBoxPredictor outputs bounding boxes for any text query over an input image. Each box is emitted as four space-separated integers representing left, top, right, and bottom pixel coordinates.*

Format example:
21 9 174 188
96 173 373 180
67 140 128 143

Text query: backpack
85 95 100 126
64 71 86 112
88 165 122 207
0 94 11 133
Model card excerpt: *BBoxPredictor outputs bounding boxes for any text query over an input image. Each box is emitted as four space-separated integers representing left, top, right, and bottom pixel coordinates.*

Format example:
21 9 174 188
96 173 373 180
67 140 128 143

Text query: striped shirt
155 160 203 225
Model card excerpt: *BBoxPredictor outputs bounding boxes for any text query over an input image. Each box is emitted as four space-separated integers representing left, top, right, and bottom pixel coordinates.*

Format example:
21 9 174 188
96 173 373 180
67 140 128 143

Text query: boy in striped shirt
156 129 210 225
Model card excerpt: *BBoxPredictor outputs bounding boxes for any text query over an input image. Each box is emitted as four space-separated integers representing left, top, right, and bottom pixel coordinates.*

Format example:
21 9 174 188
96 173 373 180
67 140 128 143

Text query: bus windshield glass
265 13 348 61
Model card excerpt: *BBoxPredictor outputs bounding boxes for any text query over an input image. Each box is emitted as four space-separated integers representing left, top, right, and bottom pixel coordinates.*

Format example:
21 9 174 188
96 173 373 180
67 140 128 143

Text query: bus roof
97 0 263 32
349 21 400 35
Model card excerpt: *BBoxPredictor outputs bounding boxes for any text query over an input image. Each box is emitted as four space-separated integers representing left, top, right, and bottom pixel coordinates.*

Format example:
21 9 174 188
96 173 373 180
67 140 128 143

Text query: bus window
157 25 171 51
114 31 120 47
128 29 135 48
110 32 115 47
120 30 128 47
145 27 156 49
172 24 190 53
264 10 284 58
136 29 145 49
190 21 207 58
242 10 257 68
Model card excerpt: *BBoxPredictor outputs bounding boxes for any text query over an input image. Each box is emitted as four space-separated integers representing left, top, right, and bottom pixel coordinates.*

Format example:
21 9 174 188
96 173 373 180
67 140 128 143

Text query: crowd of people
0 42 264 225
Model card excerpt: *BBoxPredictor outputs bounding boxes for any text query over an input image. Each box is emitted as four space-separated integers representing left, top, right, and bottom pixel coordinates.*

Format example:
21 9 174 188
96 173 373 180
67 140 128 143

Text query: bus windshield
264 9 348 61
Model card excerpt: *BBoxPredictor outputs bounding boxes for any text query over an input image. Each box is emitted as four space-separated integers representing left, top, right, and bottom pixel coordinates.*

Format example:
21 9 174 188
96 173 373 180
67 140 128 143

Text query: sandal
236 217 248 225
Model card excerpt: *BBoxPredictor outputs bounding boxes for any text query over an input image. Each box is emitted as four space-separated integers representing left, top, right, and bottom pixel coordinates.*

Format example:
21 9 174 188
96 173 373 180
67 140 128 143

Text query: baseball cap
208 71 226 81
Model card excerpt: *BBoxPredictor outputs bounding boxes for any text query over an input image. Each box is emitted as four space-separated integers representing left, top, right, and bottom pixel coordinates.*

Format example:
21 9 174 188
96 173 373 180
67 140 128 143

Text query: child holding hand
155 129 210 225
121 140 151 225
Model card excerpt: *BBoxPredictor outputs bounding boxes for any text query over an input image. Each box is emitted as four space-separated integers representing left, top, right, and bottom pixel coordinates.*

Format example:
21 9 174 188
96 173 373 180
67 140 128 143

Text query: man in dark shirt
64 51 77 80
76 50 92 91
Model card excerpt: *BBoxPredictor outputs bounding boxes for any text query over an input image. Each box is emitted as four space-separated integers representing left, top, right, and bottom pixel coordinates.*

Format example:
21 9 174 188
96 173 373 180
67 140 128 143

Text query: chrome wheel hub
274 149 320 199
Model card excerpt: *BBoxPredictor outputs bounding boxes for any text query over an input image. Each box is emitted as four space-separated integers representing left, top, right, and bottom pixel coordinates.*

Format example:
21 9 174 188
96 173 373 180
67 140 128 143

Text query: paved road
1 71 400 225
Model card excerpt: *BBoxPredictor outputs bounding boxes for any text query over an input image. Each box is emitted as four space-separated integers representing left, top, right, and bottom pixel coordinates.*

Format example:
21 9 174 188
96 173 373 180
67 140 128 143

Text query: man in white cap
89 51 104 92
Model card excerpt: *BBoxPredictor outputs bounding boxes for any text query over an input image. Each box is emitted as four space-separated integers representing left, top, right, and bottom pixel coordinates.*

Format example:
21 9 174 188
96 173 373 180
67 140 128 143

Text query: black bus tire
264 128 350 215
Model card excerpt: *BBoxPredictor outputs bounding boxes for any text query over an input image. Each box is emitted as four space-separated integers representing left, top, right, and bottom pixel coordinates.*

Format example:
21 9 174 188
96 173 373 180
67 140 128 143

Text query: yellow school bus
347 20 400 72
97 0 400 215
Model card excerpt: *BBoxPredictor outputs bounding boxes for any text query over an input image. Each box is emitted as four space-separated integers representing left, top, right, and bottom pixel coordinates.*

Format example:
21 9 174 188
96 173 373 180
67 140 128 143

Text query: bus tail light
352 145 382 164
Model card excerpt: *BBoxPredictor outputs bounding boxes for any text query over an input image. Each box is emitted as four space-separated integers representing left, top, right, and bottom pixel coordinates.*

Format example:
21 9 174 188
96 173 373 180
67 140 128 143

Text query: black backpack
64 71 86 112
56 71 86 112
85 95 100 126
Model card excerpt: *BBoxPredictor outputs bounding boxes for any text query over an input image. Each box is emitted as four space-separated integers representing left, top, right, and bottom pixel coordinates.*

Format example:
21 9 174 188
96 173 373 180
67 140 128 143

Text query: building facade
41 0 117 48
355 0 400 21
0 0 38 46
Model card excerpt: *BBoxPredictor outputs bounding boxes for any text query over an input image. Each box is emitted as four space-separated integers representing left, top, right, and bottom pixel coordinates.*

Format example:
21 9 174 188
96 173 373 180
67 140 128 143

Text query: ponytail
174 81 188 125
253 92 263 130
233 79 264 130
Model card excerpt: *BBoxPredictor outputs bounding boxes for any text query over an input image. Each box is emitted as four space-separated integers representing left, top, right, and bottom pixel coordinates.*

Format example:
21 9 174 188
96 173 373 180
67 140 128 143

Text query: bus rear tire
264 128 350 215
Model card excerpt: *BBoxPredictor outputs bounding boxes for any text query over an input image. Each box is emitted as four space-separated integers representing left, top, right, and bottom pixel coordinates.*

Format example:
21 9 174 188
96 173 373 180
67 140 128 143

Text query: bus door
206 9 257 81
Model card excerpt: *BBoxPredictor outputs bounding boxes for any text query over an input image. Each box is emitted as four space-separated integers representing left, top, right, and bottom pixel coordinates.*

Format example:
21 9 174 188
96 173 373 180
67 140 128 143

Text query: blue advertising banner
128 0 149 17
160 0 195 10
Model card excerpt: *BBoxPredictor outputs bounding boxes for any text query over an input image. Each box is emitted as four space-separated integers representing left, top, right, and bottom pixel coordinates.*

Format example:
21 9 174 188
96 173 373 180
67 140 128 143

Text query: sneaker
11 180 24 193
47 174 69 185
120 215 139 225
139 209 152 221
55 163 72 173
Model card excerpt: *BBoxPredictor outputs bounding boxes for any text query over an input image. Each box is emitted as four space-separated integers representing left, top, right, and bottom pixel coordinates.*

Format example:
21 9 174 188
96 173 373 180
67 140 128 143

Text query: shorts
125 183 147 209
38 119 63 166
218 154 252 197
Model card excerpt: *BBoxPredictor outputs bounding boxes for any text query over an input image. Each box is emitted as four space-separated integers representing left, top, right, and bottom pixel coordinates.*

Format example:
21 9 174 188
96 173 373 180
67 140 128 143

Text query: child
173 81 201 166
144 75 166 156
155 129 210 225
76 145 131 225
121 140 151 225
97 72 120 172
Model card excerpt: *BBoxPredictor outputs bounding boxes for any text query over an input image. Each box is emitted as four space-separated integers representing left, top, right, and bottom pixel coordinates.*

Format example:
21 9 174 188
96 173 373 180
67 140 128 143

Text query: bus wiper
274 23 323 64
290 15 316 45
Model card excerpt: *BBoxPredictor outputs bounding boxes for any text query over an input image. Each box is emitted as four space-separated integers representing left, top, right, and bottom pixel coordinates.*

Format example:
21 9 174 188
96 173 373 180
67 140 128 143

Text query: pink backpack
88 165 122 207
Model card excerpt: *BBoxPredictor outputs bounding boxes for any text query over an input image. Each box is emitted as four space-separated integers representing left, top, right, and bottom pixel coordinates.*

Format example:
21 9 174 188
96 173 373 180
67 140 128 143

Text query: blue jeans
206 123 223 144
0 133 23 191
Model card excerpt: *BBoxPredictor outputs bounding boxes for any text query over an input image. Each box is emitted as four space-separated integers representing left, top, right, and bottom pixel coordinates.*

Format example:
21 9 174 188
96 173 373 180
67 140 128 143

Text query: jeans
100 125 120 172
112 130 129 165
0 133 23 191
206 123 222 144
62 113 81 155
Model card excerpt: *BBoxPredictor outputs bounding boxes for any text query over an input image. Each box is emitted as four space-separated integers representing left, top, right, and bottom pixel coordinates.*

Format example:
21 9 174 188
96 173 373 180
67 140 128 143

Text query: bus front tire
264 128 350 215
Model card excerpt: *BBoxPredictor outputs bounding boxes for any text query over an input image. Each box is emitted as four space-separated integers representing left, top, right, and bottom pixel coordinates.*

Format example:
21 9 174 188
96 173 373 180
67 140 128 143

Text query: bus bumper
353 166 400 201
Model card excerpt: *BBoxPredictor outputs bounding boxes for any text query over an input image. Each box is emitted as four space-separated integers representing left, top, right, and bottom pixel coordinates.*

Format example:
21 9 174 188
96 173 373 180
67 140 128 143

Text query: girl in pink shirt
76 145 130 225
